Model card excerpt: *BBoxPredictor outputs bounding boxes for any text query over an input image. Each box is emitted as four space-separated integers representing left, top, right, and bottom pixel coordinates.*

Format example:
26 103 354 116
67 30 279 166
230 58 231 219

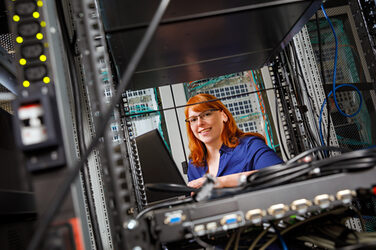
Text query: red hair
185 93 264 167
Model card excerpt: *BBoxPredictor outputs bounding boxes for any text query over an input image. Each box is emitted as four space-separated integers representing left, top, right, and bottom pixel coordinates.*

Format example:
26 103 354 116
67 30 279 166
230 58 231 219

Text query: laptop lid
135 129 186 203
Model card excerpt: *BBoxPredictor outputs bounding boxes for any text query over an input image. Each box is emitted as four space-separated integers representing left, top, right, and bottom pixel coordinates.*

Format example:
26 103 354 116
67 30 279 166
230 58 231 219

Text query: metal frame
42 0 94 248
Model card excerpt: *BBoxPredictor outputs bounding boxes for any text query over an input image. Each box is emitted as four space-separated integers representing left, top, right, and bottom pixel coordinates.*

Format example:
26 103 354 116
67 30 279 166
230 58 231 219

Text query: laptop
135 129 187 204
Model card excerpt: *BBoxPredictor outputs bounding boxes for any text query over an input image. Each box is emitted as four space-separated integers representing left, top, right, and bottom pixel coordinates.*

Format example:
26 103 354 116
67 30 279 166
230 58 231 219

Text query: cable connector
194 174 216 202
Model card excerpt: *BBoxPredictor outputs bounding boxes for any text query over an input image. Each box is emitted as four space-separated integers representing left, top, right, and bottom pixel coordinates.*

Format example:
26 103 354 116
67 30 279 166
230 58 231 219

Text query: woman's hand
216 170 258 188
187 177 206 189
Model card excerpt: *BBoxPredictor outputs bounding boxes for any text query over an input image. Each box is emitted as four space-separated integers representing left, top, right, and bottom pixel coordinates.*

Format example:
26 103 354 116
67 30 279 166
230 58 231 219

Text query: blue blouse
187 136 283 181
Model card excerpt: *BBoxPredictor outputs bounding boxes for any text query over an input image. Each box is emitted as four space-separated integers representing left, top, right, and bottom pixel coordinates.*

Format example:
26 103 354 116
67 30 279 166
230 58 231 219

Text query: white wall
159 83 190 182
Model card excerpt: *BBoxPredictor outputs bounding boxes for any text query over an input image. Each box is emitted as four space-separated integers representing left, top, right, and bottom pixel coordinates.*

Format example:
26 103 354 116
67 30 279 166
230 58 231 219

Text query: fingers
188 177 205 189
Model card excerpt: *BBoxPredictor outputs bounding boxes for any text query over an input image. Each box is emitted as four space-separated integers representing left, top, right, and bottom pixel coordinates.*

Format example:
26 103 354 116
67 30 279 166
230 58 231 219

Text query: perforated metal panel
0 33 14 113
306 6 376 150
0 33 15 57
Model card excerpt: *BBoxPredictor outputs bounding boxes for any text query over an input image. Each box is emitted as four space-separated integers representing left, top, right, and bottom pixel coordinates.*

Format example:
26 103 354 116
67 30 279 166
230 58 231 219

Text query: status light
13 15 20 22
39 55 47 62
19 58 27 65
23 81 30 88
40 21 46 27
43 77 50 84
33 12 40 19
36 33 43 40
16 36 24 43
37 1 43 7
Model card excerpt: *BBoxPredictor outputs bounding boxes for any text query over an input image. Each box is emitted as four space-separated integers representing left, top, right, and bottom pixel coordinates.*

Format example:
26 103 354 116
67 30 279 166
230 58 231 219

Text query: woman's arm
188 170 257 189
216 170 257 188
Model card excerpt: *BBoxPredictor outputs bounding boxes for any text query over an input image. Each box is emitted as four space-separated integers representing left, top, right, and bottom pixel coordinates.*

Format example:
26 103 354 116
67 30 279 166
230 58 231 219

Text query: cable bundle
211 206 376 250
245 146 376 190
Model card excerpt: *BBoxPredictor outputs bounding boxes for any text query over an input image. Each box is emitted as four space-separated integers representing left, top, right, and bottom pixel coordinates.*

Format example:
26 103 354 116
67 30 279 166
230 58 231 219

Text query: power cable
26 1 171 249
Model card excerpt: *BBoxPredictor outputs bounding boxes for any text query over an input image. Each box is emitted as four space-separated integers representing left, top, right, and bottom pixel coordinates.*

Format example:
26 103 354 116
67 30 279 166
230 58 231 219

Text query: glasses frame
185 109 220 123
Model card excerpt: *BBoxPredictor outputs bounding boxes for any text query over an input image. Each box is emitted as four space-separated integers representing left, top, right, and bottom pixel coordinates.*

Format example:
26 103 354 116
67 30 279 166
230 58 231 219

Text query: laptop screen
135 129 186 203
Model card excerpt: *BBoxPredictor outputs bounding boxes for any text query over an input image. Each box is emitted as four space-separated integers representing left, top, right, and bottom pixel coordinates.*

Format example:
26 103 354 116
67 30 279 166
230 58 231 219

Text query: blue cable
319 5 363 146
278 234 289 250
319 84 362 146
272 224 289 250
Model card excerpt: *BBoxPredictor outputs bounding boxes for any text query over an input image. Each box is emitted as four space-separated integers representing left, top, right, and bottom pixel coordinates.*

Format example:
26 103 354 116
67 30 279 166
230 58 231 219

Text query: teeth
200 128 210 133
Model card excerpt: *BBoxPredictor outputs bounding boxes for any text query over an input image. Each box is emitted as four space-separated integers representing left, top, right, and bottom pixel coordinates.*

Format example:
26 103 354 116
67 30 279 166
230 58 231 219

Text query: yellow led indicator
43 77 50 84
23 81 30 88
33 12 40 19
39 54 47 62
16 36 23 43
36 33 43 40
19 58 27 65
40 21 46 27
13 15 20 22
37 1 43 7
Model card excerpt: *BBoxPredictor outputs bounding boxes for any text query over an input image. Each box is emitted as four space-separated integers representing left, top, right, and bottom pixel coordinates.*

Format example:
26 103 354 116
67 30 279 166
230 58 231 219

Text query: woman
185 93 283 189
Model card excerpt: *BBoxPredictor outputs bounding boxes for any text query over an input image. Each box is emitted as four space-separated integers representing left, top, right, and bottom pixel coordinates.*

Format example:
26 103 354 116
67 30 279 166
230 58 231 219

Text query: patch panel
294 25 339 148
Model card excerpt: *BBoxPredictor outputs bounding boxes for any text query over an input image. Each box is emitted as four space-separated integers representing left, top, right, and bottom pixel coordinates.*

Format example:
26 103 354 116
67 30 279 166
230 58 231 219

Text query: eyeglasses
185 109 220 124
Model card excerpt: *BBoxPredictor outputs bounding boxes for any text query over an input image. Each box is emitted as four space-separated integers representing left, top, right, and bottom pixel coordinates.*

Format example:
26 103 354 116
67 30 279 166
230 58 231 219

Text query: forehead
188 107 203 117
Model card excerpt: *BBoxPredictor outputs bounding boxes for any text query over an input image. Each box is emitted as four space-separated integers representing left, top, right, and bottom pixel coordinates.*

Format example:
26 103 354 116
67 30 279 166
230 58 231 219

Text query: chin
199 137 214 145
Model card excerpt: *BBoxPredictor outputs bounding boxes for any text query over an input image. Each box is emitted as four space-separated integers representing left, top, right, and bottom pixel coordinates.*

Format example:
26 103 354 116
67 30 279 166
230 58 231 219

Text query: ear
221 111 228 123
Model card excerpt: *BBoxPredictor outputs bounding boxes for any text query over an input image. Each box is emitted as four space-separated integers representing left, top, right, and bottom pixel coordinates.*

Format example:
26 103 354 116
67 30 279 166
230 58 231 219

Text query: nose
196 116 205 126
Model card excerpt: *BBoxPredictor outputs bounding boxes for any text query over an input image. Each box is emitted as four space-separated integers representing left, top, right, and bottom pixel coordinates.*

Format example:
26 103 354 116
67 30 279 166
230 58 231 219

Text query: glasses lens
187 109 218 123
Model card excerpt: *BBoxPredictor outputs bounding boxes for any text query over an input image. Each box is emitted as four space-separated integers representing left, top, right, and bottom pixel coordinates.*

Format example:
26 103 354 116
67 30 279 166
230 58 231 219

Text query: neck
205 139 223 159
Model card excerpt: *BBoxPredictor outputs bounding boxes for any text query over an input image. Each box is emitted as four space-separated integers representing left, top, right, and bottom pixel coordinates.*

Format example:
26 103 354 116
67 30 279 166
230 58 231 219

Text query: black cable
27 1 171 249
135 196 193 220
188 228 215 249
279 51 305 154
286 45 319 149
245 147 376 190
146 183 197 194
286 146 349 164
272 68 289 160
290 42 323 151
289 44 321 150
54 1 103 249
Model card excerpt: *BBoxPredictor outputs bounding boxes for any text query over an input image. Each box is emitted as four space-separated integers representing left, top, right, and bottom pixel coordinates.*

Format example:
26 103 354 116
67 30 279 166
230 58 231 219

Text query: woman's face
187 107 228 146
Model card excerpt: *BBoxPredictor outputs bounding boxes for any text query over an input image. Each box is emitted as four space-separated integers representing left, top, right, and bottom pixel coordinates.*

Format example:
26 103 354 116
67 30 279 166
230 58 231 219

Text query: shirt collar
219 144 233 154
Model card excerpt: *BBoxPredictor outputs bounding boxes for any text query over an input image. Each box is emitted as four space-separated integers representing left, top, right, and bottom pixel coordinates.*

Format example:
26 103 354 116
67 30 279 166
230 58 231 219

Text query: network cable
318 4 363 147
245 146 376 190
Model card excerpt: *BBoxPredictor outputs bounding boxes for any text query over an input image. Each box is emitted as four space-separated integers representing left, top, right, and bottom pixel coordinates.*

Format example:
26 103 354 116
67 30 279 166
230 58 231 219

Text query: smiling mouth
199 128 211 134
